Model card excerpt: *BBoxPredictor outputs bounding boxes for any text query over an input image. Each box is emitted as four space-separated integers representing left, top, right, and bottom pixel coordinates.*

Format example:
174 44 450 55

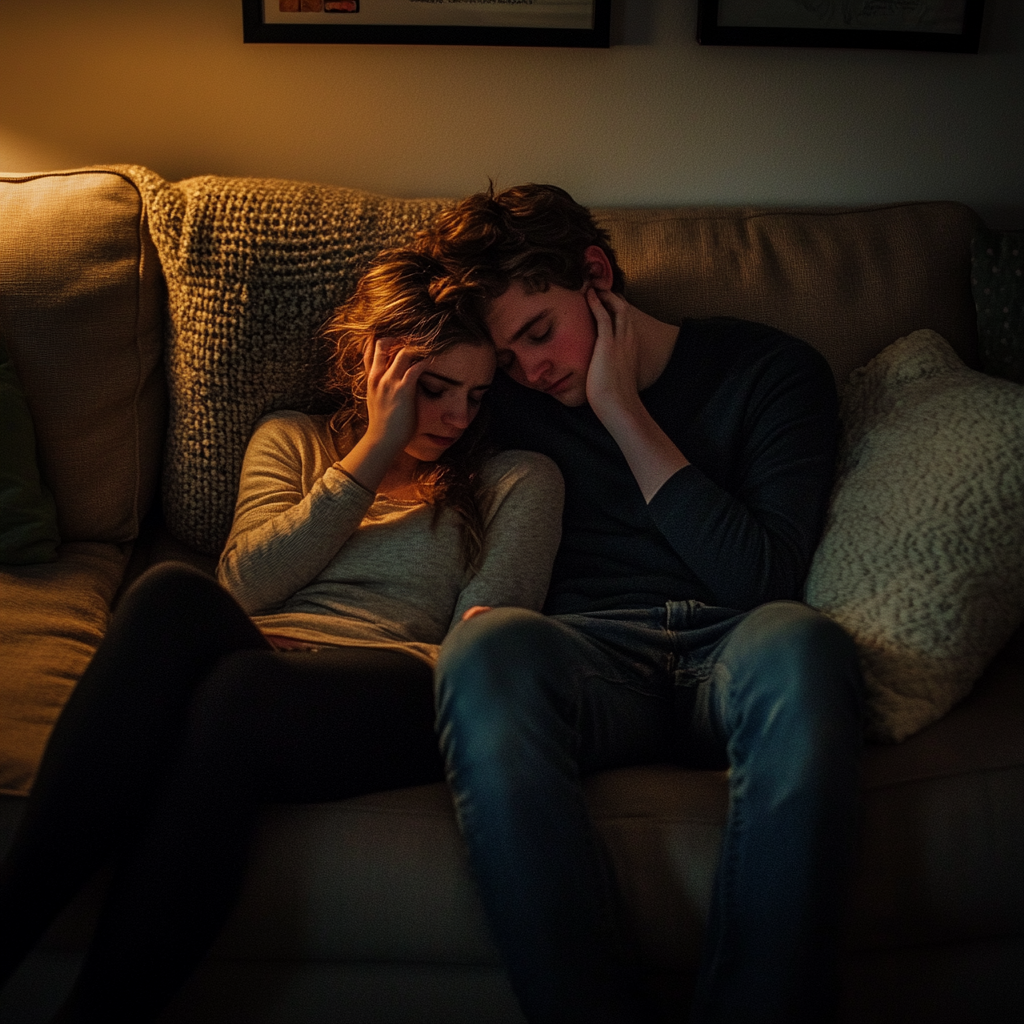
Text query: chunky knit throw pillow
121 166 448 555
804 329 1024 743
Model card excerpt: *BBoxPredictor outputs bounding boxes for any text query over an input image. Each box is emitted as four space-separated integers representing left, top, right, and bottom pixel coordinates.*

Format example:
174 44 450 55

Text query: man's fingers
586 287 613 331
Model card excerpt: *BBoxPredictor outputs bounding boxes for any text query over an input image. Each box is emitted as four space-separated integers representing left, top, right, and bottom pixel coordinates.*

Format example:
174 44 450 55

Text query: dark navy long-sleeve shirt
488 317 839 615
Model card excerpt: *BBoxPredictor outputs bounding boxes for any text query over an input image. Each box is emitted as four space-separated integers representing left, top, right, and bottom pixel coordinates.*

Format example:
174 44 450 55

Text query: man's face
484 279 596 407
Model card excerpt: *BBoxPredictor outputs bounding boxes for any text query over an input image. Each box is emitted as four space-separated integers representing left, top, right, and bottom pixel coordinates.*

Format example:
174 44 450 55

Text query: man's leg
688 601 863 1024
435 606 673 1024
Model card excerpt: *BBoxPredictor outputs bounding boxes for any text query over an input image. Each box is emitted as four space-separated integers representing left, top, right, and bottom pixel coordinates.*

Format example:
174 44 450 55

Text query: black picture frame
243 0 611 47
697 0 985 53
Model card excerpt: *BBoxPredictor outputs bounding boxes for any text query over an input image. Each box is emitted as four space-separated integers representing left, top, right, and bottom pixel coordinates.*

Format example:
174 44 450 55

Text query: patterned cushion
122 167 449 555
972 228 1024 384
804 330 1024 743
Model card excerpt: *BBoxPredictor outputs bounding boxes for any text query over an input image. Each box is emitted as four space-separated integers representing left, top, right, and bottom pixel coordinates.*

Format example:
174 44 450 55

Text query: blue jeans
435 600 864 1024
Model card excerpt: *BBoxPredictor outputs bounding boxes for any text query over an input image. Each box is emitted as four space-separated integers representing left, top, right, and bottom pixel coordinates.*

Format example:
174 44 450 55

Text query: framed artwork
697 0 986 53
242 0 611 47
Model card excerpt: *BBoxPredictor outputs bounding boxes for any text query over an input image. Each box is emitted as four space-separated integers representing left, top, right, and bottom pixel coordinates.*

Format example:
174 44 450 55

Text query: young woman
0 249 564 1023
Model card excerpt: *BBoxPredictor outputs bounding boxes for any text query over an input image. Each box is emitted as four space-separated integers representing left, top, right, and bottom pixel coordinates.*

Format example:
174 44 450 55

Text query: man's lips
544 373 573 395
424 433 460 446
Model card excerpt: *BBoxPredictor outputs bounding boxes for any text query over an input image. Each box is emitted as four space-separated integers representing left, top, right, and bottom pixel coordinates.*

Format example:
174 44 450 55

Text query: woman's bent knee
118 562 224 623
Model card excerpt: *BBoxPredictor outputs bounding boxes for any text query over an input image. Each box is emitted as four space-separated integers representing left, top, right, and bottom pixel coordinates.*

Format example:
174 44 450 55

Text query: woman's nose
443 400 472 429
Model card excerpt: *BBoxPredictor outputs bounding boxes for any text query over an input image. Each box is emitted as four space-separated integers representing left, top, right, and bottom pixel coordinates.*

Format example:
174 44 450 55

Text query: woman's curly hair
320 248 493 571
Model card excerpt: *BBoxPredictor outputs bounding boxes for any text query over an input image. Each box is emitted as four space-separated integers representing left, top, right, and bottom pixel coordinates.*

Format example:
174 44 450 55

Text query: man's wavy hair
419 183 627 335
320 247 493 571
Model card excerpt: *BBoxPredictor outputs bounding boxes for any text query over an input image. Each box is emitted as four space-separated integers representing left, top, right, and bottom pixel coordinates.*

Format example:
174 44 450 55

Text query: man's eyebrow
509 311 547 343
421 370 491 390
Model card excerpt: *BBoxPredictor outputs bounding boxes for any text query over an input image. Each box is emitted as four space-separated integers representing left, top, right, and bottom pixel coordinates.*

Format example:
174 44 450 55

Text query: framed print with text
243 0 611 47
697 0 985 53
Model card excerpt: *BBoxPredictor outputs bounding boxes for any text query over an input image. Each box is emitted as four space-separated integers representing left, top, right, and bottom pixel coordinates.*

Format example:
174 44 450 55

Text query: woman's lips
545 373 572 395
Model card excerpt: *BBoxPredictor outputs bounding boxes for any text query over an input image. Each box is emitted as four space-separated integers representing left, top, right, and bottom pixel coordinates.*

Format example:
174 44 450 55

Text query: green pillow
0 338 60 564
972 229 1023 384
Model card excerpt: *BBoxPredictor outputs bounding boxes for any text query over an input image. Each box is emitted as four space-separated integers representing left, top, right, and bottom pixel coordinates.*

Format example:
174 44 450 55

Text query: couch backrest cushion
596 202 982 388
122 167 448 555
111 168 982 559
0 169 166 543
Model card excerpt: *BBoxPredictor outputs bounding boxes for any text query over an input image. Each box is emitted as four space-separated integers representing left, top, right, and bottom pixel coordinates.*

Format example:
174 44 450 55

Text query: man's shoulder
666 317 832 391
680 316 820 362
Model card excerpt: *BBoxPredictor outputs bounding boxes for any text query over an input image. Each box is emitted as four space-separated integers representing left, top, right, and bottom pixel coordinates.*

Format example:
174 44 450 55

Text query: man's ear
582 245 615 291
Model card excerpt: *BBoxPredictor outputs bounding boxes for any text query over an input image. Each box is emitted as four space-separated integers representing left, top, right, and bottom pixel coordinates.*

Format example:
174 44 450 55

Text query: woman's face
404 341 496 462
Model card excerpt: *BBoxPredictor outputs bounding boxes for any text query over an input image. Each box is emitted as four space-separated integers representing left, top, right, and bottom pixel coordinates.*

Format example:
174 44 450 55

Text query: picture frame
696 0 986 53
242 0 611 47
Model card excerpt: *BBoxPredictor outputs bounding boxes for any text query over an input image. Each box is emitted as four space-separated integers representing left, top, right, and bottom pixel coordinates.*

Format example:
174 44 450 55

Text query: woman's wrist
338 430 400 493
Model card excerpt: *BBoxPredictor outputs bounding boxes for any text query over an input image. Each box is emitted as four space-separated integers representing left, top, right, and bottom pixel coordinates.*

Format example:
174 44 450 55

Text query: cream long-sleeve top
217 410 564 664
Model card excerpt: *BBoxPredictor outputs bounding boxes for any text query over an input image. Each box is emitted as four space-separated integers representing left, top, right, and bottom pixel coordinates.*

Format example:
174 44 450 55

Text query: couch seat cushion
0 543 128 795
205 647 1021 970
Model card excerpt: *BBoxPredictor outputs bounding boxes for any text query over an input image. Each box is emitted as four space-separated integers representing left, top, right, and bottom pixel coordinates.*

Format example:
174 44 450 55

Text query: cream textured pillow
804 329 1024 743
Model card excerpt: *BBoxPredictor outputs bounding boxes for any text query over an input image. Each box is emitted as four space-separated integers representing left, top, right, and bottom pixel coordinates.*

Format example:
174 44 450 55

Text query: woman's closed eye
527 324 551 343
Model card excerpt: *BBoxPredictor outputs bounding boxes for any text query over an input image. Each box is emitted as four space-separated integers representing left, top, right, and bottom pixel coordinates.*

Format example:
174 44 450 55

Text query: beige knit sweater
217 411 564 664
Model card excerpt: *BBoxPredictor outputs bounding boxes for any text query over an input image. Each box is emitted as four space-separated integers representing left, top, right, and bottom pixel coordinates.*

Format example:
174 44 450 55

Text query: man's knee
737 601 857 676
724 601 864 733
435 608 572 767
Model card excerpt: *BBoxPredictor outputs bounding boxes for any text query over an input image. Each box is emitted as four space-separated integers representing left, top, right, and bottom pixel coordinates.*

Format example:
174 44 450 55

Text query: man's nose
522 355 551 386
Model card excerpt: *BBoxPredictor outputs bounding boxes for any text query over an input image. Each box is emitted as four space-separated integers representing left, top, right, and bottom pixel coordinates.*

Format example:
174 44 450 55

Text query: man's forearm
594 395 690 503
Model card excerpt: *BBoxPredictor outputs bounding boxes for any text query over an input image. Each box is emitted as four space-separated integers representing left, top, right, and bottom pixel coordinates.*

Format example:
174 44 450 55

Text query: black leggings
0 562 443 1022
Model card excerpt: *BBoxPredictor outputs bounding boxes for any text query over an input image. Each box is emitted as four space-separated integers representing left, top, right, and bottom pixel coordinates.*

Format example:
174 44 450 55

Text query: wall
1 0 1021 226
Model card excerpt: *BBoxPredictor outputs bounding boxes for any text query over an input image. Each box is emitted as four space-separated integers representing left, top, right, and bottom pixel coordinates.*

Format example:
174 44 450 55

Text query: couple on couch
0 183 863 1024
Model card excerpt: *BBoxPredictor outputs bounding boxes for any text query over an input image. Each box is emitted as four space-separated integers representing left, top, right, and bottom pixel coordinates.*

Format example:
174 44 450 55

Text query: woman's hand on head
363 338 429 453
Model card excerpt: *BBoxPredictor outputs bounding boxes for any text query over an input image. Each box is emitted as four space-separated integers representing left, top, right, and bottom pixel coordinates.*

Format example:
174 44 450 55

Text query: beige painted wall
1 0 1021 225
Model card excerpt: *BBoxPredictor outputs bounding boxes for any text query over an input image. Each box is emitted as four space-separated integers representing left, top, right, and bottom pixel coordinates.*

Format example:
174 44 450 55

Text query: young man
422 185 864 1024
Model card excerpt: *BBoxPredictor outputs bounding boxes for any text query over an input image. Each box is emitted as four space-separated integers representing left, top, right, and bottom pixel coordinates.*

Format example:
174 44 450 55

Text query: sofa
1 167 1021 1024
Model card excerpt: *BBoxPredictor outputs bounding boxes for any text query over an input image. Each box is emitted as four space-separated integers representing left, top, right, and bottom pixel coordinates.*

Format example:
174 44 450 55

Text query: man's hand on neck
583 287 690 504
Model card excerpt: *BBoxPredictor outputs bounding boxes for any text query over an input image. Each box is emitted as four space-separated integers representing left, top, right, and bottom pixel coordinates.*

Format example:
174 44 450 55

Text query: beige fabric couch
0 167 1021 1023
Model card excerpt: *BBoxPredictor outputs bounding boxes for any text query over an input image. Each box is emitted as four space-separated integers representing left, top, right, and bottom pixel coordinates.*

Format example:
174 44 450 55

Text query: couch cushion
596 201 982 388
203 647 1021 970
0 169 165 544
118 167 449 556
0 543 128 795
0 338 60 564
804 329 1024 742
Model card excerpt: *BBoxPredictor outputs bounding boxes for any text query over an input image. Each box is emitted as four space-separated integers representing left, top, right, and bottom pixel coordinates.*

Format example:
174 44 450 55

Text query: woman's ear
582 245 615 291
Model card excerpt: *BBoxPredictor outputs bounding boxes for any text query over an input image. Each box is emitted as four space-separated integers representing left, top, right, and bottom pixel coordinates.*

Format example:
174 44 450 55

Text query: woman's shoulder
247 410 334 452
